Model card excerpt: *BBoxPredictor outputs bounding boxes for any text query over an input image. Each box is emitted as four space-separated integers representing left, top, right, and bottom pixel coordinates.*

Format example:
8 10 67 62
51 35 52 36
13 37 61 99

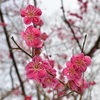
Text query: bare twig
82 34 87 53
0 80 27 100
87 35 100 57
80 94 83 100
60 0 82 52
0 7 26 96
11 36 32 58
10 65 14 89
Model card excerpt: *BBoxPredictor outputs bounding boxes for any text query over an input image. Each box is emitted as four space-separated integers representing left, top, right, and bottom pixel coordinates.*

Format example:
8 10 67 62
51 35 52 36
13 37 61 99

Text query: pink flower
0 22 7 26
41 32 48 41
21 25 43 48
89 81 96 85
62 62 82 80
68 77 89 93
25 56 46 81
24 96 32 100
68 80 78 91
20 5 42 24
41 60 56 77
74 77 89 88
71 53 91 72
41 74 58 88
55 82 64 92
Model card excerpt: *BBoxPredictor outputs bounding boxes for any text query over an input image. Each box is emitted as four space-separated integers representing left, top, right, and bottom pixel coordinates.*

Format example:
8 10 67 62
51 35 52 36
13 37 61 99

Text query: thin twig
0 7 26 96
0 79 27 100
80 94 83 100
82 34 87 53
61 0 82 52
10 47 19 50
10 65 14 89
33 0 37 7
11 36 32 58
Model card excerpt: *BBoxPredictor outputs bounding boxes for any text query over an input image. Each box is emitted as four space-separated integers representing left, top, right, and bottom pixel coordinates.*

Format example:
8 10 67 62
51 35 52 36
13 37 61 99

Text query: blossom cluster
26 55 59 88
20 5 48 49
62 53 92 93
20 4 95 99
20 5 59 89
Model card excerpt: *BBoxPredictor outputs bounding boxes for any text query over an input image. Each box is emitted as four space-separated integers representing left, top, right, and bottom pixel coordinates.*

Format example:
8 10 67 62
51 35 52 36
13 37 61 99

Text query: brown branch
60 0 82 52
80 94 83 100
10 65 14 89
0 7 26 96
82 34 87 53
33 0 37 7
36 84 41 100
11 36 32 58
86 35 100 57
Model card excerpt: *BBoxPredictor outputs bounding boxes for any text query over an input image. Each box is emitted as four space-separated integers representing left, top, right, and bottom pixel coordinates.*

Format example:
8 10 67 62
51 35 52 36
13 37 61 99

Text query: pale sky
39 0 79 15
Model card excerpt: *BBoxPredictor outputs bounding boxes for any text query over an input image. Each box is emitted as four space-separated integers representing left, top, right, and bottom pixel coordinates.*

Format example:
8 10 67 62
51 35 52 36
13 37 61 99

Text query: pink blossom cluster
20 5 48 48
62 53 92 93
26 55 59 88
20 5 95 99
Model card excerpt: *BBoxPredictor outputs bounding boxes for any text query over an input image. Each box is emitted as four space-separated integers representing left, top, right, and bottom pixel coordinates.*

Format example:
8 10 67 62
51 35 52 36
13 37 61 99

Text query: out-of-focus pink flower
36 19 44 26
12 88 21 96
71 53 91 72
62 62 82 80
58 64 62 70
25 56 46 81
89 81 96 85
24 96 32 100
20 5 42 25
0 22 7 26
55 82 64 92
21 25 43 48
41 32 48 41
49 60 55 68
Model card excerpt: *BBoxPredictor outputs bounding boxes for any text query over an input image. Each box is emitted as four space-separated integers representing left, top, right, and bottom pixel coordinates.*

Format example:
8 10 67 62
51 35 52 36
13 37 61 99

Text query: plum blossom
62 53 92 93
41 74 58 88
24 96 32 100
25 56 46 81
41 60 56 77
68 78 89 93
26 55 57 84
20 5 42 25
21 25 43 48
62 61 82 80
71 53 91 72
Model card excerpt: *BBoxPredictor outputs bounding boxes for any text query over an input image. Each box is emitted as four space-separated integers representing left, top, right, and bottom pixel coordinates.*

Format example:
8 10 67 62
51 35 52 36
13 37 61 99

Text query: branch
82 34 87 53
33 0 37 7
10 65 14 89
0 80 27 100
0 7 26 96
86 35 100 57
11 36 32 58
60 0 82 52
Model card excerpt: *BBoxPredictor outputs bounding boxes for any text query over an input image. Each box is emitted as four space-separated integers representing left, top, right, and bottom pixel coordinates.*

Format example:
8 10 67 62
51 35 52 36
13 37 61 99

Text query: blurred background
0 0 100 100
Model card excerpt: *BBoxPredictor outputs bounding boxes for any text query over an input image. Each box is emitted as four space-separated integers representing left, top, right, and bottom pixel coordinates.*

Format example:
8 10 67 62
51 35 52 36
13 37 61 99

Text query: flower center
69 68 75 74
33 62 41 71
76 59 84 66
27 10 34 17
27 34 34 41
